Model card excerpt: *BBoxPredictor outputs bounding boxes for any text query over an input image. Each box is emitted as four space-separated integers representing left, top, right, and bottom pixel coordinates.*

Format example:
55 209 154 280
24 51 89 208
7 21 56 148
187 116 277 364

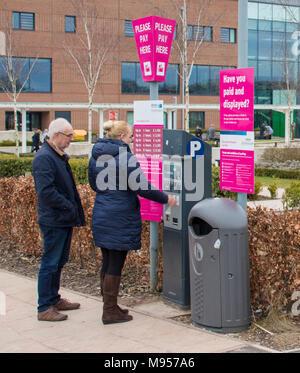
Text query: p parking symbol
187 139 204 158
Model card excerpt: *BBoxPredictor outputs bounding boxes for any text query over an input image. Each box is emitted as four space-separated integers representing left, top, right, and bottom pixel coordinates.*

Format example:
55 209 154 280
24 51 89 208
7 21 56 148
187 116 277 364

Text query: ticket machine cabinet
162 129 211 307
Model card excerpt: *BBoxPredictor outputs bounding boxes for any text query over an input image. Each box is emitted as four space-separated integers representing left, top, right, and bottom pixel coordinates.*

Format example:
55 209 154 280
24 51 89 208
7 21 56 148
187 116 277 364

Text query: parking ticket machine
162 129 212 307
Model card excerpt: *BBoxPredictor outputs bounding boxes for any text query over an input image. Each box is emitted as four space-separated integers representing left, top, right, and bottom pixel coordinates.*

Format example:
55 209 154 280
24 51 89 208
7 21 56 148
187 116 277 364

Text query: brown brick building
0 0 238 133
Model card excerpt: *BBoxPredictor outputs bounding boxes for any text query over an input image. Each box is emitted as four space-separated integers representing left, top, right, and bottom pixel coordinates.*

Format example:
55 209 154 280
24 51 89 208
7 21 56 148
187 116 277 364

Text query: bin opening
191 217 213 236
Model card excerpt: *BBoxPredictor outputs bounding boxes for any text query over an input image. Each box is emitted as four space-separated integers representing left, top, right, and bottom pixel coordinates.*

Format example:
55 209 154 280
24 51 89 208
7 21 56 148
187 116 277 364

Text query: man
195 125 202 139
33 118 86 321
31 129 40 152
207 125 215 141
265 125 273 140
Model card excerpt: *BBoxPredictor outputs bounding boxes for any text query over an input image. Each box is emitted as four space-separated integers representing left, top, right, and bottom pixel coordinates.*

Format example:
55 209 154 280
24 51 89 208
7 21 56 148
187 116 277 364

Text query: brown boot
102 274 132 325
37 306 68 321
101 271 129 315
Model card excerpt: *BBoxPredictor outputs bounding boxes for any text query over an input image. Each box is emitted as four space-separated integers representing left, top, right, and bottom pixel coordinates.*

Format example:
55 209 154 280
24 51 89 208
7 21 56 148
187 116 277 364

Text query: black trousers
101 247 128 276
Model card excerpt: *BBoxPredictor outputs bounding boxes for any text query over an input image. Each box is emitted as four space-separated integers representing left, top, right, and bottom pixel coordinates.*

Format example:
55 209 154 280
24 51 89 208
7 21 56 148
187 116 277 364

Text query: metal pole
149 81 159 292
21 110 27 153
237 0 248 212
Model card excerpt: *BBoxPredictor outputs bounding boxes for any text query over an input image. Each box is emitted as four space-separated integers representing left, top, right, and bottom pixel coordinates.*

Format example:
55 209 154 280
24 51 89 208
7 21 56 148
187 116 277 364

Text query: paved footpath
0 269 275 354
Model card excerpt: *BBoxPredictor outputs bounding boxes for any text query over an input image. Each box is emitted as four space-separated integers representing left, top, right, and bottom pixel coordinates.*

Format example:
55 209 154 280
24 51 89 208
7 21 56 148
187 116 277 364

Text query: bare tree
64 0 119 143
279 0 300 144
169 0 215 131
0 18 38 156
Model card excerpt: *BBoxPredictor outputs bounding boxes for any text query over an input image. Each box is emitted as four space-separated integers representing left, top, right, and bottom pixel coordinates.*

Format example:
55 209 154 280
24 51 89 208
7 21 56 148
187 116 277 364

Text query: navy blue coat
88 138 168 251
33 141 86 228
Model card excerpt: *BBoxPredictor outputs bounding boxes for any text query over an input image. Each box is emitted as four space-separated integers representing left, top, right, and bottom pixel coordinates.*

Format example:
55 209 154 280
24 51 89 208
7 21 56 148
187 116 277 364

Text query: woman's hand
167 195 177 207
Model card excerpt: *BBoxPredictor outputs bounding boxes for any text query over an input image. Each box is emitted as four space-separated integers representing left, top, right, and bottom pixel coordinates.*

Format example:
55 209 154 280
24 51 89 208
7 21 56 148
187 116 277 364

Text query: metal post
238 0 248 212
150 81 159 292
21 110 27 153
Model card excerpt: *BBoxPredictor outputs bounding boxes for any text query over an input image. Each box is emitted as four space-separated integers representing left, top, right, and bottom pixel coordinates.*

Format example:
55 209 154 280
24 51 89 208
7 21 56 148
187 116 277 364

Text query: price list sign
133 101 164 221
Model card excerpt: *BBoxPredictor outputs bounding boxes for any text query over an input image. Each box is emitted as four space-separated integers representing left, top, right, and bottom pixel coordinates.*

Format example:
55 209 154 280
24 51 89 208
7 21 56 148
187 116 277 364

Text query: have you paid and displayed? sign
219 68 255 195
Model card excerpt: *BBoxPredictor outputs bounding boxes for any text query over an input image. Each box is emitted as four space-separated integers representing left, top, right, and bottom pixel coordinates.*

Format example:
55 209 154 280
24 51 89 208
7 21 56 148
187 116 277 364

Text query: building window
121 62 180 95
12 12 35 30
190 64 235 96
0 57 52 93
124 20 134 37
65 16 76 33
189 112 205 130
5 111 41 131
188 25 212 41
55 111 71 123
221 28 236 43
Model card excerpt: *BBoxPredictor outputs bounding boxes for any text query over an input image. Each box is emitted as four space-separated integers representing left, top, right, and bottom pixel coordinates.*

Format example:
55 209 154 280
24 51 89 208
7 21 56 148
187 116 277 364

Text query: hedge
0 176 299 317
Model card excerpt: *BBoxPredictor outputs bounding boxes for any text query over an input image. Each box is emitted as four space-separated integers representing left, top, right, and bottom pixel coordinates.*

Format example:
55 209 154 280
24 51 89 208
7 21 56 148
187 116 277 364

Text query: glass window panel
12 12 20 29
189 65 198 94
287 61 298 87
20 13 34 30
65 16 76 33
135 64 148 94
248 19 258 31
272 61 286 85
55 111 71 122
124 20 134 36
248 60 258 80
258 61 272 82
286 32 298 61
197 65 210 95
286 7 299 23
248 30 258 59
258 20 271 32
258 31 272 60
229 28 236 43
121 62 136 93
189 112 204 130
273 21 285 32
248 2 258 19
286 22 298 33
273 5 286 22
210 66 221 95
29 59 51 92
126 111 133 126
221 27 229 42
258 3 272 21
13 57 30 91
272 32 286 60
159 64 179 94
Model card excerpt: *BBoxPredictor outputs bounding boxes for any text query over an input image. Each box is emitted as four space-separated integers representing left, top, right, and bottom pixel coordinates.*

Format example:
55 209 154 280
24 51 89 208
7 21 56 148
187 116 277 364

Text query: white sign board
134 100 164 125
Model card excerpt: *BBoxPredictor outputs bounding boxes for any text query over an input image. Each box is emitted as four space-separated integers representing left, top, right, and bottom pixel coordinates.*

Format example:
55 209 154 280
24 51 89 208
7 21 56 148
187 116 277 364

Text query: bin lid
188 198 247 230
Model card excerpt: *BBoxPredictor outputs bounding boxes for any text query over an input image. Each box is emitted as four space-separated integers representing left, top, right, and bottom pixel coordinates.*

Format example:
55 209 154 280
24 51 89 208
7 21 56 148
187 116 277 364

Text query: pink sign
220 149 255 194
132 16 176 82
136 155 163 221
133 125 164 221
220 68 254 132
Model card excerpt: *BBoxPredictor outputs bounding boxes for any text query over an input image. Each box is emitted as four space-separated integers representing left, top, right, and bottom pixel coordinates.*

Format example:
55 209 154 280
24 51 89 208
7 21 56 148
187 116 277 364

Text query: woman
88 121 176 324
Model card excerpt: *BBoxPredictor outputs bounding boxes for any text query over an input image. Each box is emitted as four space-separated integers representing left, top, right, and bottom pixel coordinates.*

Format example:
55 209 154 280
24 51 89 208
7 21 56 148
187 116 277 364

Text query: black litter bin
188 198 250 333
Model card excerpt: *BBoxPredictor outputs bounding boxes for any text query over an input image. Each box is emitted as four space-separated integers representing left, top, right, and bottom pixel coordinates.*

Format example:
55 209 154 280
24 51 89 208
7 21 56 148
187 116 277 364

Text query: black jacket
32 140 86 227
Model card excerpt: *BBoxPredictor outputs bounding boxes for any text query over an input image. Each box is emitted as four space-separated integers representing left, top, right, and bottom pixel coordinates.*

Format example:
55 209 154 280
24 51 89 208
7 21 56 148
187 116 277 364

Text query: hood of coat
91 138 131 160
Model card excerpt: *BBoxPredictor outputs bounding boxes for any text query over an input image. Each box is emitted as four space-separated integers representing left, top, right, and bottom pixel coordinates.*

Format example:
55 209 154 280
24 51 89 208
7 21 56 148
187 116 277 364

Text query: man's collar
46 139 70 160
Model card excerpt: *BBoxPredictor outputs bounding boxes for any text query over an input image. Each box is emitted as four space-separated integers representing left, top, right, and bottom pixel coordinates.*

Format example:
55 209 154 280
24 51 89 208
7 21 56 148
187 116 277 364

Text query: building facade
0 0 299 137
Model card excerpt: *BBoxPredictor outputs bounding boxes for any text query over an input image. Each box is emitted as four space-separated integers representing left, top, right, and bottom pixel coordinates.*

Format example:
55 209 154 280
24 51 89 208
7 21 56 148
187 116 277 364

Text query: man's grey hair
48 118 72 139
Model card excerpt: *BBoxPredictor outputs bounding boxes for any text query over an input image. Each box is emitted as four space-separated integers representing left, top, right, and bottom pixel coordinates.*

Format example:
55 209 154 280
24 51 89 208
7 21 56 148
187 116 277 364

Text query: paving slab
0 269 270 353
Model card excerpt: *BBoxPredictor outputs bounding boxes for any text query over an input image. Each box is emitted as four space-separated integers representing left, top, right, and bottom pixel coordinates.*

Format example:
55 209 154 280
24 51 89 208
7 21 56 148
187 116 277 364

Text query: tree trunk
14 103 20 157
88 96 92 144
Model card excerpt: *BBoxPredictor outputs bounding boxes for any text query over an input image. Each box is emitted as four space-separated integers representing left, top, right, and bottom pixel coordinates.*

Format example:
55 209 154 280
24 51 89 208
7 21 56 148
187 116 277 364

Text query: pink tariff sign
220 149 255 194
220 68 254 132
132 16 176 82
134 125 163 221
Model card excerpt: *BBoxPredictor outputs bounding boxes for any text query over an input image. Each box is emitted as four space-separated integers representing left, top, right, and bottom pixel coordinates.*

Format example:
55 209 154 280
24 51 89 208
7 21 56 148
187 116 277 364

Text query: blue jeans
38 224 73 312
